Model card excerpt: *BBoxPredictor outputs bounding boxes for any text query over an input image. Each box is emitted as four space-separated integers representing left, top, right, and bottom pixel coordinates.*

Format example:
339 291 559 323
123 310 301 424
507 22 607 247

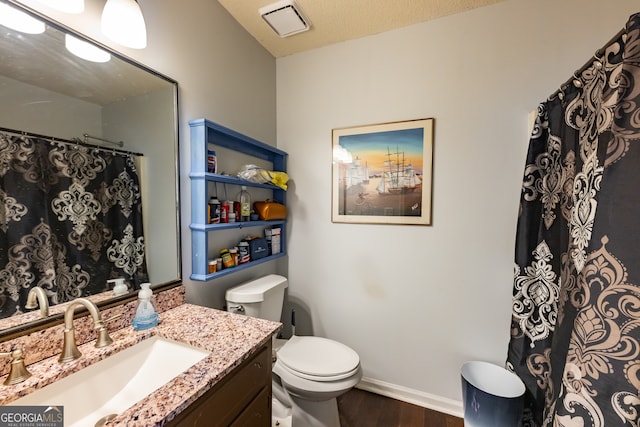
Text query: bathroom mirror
0 0 180 336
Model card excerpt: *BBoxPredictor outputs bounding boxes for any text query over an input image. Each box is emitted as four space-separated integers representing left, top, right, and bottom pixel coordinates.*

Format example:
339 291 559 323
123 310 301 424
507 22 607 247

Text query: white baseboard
356 377 464 419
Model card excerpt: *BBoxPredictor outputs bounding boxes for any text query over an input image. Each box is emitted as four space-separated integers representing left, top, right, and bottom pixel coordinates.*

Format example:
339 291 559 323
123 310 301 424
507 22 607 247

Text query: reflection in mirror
0 0 180 331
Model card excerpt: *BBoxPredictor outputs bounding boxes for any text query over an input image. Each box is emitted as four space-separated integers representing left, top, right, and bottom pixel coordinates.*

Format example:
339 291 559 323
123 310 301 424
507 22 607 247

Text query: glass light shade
101 0 147 49
0 3 45 34
40 0 84 14
65 34 111 63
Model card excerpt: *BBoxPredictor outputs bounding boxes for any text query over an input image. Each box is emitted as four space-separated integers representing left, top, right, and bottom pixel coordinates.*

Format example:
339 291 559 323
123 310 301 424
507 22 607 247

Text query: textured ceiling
217 0 507 58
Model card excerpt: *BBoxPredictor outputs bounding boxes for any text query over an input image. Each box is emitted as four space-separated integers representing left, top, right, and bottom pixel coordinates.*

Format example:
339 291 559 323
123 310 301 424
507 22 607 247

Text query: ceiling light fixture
0 3 45 34
40 0 84 14
101 0 147 49
65 34 111 63
259 0 310 38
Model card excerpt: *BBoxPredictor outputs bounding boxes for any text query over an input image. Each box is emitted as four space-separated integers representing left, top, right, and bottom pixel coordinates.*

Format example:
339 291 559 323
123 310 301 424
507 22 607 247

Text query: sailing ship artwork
332 118 434 225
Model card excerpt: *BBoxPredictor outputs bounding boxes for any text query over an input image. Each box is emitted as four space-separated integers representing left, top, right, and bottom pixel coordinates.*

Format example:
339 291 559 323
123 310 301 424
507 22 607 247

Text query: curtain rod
0 126 143 157
548 27 627 101
83 133 124 147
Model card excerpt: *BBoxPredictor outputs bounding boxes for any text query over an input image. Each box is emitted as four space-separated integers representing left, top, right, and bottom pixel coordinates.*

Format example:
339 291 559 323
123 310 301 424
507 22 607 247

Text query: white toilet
225 274 362 427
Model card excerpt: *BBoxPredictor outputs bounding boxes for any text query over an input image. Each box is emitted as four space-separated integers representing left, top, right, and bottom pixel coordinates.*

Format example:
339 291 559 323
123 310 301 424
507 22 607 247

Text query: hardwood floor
337 388 464 427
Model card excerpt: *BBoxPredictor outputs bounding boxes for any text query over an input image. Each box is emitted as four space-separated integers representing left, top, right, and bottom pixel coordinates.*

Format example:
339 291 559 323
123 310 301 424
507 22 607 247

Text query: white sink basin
12 336 210 427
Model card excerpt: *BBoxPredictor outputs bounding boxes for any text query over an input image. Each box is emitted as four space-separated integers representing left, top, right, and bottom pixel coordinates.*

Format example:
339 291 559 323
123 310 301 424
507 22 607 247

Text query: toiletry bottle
220 249 234 268
230 247 239 265
238 186 251 222
207 149 217 173
221 201 229 223
208 259 217 274
238 240 250 264
208 197 220 224
271 227 281 254
132 283 159 330
108 278 128 296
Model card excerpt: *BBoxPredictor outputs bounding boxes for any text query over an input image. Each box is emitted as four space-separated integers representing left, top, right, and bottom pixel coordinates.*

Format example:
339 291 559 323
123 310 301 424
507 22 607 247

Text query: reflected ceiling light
0 3 45 34
41 0 84 14
101 0 147 49
259 0 310 38
65 34 111 63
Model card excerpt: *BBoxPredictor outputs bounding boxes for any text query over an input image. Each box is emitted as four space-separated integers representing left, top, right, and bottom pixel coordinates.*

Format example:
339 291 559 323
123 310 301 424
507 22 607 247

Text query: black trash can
461 361 525 427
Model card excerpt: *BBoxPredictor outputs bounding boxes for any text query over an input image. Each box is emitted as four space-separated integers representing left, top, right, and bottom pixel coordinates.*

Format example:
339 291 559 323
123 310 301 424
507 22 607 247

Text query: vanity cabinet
166 342 272 426
189 118 288 281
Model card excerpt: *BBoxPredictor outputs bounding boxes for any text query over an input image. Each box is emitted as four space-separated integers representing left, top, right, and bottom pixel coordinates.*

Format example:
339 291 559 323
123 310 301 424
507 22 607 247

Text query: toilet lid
277 336 360 380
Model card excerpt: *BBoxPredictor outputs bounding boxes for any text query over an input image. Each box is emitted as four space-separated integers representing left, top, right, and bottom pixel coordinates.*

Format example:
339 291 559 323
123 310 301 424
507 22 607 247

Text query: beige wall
0 74 102 137
276 0 639 414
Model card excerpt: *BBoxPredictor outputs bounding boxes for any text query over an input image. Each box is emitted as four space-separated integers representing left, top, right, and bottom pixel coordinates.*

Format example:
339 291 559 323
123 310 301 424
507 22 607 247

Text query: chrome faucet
59 298 114 363
25 286 49 317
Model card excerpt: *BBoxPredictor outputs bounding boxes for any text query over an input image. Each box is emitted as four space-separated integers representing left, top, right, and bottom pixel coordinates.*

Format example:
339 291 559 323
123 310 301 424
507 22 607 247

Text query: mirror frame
0 0 182 342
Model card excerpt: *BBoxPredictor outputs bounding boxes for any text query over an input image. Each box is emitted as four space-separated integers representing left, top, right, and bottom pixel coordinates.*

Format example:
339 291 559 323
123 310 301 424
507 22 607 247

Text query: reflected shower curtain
0 133 148 319
507 13 640 427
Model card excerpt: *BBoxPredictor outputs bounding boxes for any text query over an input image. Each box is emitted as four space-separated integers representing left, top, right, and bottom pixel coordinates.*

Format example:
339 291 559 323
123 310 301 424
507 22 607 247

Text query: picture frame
332 118 434 225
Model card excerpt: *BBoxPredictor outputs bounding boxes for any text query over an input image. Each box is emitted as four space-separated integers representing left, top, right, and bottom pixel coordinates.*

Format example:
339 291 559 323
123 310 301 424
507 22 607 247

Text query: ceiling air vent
259 0 310 38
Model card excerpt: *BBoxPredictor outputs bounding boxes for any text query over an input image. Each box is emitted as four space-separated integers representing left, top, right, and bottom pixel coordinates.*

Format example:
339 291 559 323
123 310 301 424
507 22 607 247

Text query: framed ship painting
332 118 434 225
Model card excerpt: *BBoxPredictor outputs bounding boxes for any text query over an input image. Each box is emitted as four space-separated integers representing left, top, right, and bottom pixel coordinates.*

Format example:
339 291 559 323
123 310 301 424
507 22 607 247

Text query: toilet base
290 395 340 427
272 397 292 427
272 380 342 427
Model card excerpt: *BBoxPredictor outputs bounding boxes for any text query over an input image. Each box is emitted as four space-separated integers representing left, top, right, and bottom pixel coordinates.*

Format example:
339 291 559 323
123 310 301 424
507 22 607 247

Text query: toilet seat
277 336 360 381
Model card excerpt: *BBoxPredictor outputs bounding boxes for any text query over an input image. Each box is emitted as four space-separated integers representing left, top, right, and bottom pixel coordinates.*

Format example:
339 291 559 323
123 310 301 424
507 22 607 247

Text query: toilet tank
225 274 288 322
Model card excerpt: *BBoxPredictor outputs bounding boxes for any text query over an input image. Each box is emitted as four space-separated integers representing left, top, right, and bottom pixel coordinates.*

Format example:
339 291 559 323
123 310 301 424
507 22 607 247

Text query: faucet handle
95 314 122 348
0 349 32 385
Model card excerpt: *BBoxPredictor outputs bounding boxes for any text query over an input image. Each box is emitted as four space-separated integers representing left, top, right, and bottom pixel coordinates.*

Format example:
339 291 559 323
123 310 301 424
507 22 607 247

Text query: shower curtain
0 132 148 319
507 12 640 427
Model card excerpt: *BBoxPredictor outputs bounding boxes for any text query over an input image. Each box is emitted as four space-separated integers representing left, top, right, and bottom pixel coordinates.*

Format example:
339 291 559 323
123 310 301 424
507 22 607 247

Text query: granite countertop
0 303 282 426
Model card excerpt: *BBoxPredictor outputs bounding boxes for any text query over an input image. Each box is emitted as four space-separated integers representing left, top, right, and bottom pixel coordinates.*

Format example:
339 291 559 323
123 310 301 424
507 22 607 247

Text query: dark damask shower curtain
0 133 148 319
507 12 640 427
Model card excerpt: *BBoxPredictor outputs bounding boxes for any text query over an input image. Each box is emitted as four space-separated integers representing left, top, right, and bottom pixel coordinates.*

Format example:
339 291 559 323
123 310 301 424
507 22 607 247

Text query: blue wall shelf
189 118 288 281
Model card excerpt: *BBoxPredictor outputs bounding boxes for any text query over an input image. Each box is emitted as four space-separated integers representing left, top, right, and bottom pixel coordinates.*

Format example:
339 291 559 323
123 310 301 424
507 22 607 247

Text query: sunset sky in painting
338 127 424 174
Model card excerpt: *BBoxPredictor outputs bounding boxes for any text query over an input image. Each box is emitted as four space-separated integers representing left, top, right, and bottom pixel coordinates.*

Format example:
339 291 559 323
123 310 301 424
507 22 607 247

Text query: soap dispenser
108 278 128 296
132 283 159 331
